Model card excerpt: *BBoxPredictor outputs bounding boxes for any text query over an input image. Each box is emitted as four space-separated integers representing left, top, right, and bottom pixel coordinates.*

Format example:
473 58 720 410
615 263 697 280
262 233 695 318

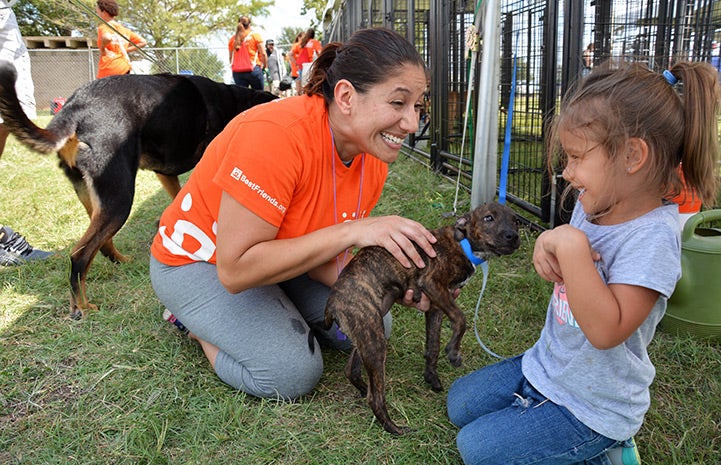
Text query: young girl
447 61 720 464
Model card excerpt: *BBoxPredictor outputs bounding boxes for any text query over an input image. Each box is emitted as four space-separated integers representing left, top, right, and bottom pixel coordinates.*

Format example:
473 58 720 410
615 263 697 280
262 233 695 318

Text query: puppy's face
456 203 520 259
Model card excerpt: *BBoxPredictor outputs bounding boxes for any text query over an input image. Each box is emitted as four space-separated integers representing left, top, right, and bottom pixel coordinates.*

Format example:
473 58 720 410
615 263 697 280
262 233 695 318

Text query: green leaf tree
14 0 83 36
300 0 325 28
277 26 304 47
13 0 273 48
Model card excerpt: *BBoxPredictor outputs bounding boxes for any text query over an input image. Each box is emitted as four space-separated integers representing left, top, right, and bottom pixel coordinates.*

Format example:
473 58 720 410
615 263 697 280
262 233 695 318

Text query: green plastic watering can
659 209 721 341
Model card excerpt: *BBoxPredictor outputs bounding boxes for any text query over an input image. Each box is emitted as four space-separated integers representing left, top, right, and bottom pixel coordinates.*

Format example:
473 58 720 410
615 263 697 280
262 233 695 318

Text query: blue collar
460 238 485 266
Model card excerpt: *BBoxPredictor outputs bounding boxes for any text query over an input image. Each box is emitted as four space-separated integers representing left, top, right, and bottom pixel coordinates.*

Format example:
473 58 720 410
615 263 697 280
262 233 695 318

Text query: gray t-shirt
523 201 681 440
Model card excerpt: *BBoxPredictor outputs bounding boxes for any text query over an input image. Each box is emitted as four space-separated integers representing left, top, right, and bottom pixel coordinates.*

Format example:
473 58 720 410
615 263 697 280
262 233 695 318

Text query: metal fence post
471 0 501 207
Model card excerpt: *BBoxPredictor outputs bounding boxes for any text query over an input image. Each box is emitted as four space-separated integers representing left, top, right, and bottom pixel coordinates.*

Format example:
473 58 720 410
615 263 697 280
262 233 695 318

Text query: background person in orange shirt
150 28 432 400
296 28 323 92
289 32 302 94
227 15 266 90
95 0 146 78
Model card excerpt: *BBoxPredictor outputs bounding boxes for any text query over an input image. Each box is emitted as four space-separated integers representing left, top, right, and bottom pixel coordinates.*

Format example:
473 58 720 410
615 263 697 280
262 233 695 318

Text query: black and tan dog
321 202 520 435
0 63 277 318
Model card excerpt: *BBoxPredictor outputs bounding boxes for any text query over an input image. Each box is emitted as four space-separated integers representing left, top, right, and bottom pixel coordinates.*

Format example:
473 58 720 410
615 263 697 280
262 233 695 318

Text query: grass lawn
1 122 719 464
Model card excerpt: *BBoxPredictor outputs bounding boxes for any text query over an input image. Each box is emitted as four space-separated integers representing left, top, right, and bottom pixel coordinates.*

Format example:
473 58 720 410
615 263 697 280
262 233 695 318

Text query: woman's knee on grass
214 346 324 400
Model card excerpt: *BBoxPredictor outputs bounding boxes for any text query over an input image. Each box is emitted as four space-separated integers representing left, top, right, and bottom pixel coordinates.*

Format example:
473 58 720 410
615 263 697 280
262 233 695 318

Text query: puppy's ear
454 214 469 241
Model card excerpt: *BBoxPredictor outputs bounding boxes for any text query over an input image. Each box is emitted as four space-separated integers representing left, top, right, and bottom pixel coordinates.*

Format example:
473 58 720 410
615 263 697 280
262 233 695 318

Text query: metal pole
471 0 501 207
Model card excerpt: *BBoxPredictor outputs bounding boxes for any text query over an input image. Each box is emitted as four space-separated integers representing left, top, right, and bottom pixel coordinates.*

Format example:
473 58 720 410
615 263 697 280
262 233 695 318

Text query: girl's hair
233 16 251 50
96 0 119 17
300 28 315 48
304 27 427 101
550 60 720 207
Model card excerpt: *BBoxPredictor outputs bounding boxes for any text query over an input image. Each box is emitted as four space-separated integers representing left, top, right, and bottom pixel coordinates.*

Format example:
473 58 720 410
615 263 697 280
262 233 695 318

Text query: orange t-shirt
290 42 301 77
151 94 389 266
296 38 322 66
96 22 144 78
227 31 264 68
670 167 702 214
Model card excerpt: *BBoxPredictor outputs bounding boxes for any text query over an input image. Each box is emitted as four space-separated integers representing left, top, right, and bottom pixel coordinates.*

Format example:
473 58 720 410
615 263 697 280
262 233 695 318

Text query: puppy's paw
446 348 463 367
424 370 443 392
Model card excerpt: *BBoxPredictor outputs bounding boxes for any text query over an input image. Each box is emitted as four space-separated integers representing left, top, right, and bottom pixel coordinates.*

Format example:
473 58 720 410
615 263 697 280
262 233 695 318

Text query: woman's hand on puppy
400 288 461 312
352 215 437 269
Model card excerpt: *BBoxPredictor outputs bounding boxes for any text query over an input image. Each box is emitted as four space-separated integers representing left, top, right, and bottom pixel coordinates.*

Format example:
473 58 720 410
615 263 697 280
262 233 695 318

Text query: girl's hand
533 225 599 283
400 288 461 312
353 215 437 269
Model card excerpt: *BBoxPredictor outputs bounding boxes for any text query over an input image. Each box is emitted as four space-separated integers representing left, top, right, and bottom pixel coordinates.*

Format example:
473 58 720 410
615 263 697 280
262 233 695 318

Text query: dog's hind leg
344 348 367 397
67 169 134 318
423 308 445 391
72 176 128 263
362 343 409 435
354 323 409 435
69 208 129 318
155 173 182 198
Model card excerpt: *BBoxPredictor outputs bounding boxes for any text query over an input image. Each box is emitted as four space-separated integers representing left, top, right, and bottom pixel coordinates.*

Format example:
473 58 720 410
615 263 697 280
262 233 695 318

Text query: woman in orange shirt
95 0 146 78
289 32 303 94
227 15 267 90
296 28 323 92
151 28 431 400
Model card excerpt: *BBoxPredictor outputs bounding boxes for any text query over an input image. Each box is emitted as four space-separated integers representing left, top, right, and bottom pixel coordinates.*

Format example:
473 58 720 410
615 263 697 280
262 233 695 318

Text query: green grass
1 122 720 464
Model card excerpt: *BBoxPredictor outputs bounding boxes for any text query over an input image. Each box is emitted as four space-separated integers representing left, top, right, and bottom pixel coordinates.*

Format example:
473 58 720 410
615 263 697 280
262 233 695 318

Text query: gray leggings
149 256 391 399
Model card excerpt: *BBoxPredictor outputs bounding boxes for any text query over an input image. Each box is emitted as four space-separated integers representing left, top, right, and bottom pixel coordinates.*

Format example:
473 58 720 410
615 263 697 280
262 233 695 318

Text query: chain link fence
28 46 241 114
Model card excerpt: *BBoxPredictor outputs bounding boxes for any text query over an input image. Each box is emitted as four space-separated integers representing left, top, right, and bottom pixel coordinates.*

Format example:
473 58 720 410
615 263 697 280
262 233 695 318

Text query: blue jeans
232 65 264 90
447 355 625 465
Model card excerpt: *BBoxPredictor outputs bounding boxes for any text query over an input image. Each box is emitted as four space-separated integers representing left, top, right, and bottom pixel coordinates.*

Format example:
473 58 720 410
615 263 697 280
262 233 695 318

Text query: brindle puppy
321 202 520 435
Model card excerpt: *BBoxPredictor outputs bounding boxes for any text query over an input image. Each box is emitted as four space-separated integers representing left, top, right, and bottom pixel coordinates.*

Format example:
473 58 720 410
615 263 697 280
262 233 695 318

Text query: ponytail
234 16 251 50
669 62 721 206
550 60 720 209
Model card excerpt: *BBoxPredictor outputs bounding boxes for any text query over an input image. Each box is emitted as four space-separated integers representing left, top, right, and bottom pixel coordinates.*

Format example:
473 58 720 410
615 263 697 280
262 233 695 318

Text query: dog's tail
306 308 337 355
307 329 317 354
0 63 73 155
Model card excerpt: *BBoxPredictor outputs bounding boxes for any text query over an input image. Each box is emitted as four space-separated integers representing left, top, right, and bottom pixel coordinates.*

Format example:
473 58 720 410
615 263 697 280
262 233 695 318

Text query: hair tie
663 69 678 86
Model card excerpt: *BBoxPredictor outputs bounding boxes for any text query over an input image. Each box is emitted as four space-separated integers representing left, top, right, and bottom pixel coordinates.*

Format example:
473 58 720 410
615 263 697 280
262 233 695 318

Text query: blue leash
498 32 519 205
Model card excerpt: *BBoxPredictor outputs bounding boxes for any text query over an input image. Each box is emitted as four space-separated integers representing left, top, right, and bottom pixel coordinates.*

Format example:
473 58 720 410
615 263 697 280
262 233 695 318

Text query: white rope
451 24 481 216
472 260 504 359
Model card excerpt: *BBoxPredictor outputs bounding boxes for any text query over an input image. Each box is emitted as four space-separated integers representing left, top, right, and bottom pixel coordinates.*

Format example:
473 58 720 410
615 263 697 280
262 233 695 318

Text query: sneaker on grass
0 225 53 266
163 308 189 335
607 437 641 465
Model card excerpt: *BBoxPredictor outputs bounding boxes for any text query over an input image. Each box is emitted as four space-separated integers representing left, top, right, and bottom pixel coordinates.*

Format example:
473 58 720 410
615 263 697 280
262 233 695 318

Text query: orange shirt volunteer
151 95 388 267
227 32 264 69
296 38 322 67
290 41 301 78
96 22 144 78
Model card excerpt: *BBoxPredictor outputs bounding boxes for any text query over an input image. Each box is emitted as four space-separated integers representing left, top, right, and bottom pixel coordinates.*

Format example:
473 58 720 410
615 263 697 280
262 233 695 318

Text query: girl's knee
456 426 477 464
446 375 474 427
456 425 498 465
